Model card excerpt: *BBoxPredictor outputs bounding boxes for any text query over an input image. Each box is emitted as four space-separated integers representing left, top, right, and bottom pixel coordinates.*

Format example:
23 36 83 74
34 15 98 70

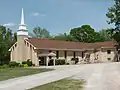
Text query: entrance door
39 57 46 66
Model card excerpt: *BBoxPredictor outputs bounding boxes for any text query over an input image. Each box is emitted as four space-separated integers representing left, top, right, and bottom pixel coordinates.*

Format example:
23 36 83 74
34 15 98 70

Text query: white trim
35 48 85 51
17 31 28 36
101 47 115 49
9 42 17 51
24 39 37 49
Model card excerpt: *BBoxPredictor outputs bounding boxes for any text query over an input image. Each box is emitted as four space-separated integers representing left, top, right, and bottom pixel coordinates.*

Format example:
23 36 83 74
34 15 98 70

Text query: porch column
53 57 55 66
46 56 49 66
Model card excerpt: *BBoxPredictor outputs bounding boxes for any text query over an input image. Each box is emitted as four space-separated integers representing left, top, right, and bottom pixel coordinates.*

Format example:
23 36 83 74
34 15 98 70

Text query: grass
29 78 85 90
0 67 53 81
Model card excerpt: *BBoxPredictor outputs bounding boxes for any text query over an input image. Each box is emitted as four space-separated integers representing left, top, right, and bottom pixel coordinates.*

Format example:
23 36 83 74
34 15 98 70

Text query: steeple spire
21 8 24 25
17 8 28 36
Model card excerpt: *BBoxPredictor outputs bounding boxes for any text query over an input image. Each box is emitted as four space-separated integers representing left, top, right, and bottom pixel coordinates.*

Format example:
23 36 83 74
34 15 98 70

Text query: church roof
26 38 117 50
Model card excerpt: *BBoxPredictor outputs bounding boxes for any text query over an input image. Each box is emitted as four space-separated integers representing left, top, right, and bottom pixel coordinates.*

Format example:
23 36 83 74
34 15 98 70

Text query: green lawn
29 78 85 90
0 68 53 81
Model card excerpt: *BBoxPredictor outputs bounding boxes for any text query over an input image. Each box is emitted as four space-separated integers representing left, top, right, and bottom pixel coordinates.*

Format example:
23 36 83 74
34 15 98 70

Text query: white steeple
17 8 28 36
21 8 24 25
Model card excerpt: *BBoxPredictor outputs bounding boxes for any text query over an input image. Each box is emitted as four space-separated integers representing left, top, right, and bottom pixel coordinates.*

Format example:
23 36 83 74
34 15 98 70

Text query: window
107 50 111 54
15 44 17 47
49 50 52 53
82 52 84 58
73 52 76 58
13 47 14 51
56 51 59 59
64 51 67 59
27 43 29 47
107 58 111 61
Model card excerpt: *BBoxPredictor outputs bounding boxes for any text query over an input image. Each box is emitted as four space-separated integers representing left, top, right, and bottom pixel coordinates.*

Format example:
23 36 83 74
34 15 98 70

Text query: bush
66 62 70 65
22 61 27 64
9 61 20 68
22 59 32 66
27 59 32 66
19 64 24 67
71 58 79 64
0 64 9 69
24 64 28 68
55 59 65 65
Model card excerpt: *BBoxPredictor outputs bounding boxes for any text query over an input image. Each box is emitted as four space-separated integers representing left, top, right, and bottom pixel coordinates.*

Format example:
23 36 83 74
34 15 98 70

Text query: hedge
55 59 65 65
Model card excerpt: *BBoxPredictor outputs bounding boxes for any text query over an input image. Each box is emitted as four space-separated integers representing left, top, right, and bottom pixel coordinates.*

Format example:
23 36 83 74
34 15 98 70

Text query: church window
56 51 59 59
64 51 67 59
15 44 17 47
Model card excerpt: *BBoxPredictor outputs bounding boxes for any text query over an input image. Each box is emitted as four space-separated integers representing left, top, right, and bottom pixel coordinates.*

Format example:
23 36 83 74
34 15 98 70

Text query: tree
106 0 120 61
98 29 112 41
70 25 98 43
0 26 16 65
106 0 120 43
33 27 50 38
52 33 76 41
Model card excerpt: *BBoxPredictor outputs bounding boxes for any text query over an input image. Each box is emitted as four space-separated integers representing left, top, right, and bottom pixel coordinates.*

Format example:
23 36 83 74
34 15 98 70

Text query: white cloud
3 23 15 27
31 12 46 17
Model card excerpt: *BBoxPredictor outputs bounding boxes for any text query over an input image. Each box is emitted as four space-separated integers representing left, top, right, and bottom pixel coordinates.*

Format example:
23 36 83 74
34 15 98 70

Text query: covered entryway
38 52 56 66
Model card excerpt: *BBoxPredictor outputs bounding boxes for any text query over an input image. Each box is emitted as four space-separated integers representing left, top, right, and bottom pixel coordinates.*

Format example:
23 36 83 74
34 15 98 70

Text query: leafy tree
106 0 120 43
106 0 120 61
0 26 16 65
51 33 76 41
98 29 112 41
33 27 50 38
70 25 98 43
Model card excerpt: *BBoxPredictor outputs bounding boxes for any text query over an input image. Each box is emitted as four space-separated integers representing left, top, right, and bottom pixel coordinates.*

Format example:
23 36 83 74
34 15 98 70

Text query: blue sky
0 0 114 35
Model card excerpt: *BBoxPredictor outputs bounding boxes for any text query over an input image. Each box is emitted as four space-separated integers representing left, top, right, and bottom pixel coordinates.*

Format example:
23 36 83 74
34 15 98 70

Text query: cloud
3 23 15 27
31 12 46 17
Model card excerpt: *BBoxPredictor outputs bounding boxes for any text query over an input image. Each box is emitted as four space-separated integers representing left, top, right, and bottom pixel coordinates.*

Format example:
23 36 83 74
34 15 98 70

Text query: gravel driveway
0 63 120 90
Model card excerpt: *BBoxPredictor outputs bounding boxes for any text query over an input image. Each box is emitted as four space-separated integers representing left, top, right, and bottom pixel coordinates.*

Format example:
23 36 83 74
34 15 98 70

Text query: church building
9 9 118 66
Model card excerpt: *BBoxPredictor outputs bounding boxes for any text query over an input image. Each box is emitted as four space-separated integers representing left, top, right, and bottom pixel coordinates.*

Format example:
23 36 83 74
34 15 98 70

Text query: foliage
106 0 120 44
55 59 65 65
22 59 32 66
9 61 20 68
22 61 27 64
70 25 100 43
51 33 78 42
33 27 50 38
19 64 24 67
24 64 28 68
0 26 17 65
0 64 9 69
98 29 112 41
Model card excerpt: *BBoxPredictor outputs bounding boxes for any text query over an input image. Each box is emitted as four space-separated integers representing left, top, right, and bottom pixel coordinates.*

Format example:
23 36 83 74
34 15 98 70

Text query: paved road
0 63 120 90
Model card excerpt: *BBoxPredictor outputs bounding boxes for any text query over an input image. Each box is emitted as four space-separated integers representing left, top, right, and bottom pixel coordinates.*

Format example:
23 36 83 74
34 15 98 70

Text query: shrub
55 59 65 65
19 64 24 67
27 59 32 66
0 64 9 69
71 58 79 64
66 62 70 65
24 64 28 68
9 61 20 68
22 59 32 66
22 61 27 64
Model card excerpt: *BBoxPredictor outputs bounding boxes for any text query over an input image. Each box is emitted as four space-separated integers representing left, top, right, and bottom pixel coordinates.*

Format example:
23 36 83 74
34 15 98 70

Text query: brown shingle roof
26 38 117 50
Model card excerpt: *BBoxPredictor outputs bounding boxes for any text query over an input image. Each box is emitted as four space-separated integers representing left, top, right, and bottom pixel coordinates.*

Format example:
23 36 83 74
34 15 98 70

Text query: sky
0 0 114 35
